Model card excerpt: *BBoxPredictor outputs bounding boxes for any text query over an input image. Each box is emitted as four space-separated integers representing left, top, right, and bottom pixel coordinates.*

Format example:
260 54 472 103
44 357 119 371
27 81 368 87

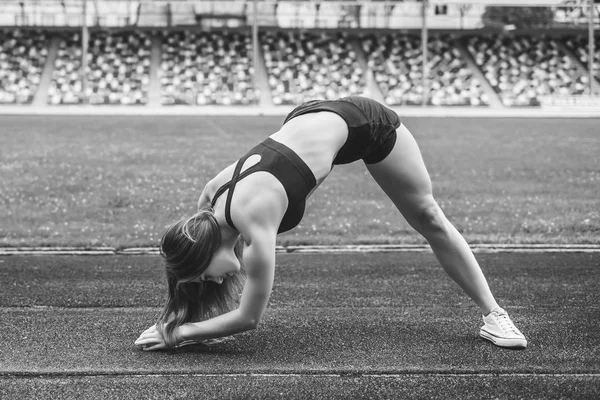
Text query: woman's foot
480 307 527 349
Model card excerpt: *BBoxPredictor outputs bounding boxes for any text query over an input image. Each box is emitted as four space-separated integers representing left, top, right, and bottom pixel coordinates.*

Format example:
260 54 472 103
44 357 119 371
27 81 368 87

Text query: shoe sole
480 329 527 349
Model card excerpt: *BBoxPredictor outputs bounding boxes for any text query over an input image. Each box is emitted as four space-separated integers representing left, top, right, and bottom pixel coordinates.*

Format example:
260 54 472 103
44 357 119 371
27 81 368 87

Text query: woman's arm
197 182 213 210
136 176 285 351
179 182 283 343
178 226 276 342
135 229 276 350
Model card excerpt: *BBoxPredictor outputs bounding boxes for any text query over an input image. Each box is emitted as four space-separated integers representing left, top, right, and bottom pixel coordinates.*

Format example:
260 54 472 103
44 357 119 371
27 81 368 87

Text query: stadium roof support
589 0 596 94
82 0 89 104
252 0 259 95
422 0 428 106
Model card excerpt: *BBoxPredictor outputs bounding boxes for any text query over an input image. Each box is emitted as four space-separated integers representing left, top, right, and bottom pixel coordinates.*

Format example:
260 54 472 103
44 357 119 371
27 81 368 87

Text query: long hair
156 207 245 348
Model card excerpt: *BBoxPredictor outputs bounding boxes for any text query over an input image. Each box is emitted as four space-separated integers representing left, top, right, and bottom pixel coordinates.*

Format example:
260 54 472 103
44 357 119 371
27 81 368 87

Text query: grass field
1 115 599 247
1 115 599 398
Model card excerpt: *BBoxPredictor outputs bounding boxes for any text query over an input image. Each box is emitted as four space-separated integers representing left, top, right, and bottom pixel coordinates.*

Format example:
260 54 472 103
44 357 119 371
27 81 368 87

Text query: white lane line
4 306 596 312
2 244 600 256
2 372 600 378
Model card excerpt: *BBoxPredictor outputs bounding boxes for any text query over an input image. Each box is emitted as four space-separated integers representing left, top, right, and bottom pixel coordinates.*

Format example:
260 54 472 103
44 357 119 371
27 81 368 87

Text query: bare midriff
269 111 349 185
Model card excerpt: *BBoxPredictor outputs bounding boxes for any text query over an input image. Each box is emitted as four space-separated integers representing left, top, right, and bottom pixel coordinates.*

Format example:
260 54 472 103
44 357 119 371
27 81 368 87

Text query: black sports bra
211 138 317 234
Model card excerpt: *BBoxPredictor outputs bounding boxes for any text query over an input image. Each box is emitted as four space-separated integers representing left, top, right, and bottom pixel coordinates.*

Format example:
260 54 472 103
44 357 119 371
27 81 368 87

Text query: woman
134 96 527 351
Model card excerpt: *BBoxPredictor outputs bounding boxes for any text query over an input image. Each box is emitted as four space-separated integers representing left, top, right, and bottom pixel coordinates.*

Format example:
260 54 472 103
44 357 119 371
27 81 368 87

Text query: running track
1 252 598 399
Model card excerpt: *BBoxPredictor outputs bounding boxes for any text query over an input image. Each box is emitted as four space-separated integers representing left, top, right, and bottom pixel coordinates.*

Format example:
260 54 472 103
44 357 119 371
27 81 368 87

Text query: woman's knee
412 202 449 236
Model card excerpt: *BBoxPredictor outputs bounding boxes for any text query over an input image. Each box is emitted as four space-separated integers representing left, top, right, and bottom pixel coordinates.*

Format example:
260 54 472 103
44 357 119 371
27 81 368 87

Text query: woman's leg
366 124 499 314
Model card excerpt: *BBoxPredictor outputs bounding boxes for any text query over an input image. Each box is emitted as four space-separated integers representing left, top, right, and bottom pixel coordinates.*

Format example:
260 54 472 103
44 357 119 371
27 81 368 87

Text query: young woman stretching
135 96 527 351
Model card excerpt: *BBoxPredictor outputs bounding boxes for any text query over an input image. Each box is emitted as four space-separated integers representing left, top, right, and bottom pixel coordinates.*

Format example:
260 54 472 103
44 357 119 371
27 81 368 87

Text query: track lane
1 252 598 398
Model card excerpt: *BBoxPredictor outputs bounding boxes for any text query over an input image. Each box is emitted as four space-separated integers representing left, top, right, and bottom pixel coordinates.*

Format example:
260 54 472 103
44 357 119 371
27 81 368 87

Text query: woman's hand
135 323 231 351
134 324 168 351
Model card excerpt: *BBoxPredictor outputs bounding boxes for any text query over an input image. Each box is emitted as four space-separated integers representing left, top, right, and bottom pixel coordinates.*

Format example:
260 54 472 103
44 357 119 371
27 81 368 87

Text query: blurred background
0 0 598 109
1 0 599 249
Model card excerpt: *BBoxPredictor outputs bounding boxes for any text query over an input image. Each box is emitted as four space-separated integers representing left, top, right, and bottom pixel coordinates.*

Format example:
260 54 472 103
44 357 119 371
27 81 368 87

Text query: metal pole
421 0 428 106
252 0 259 93
589 0 595 95
82 0 89 104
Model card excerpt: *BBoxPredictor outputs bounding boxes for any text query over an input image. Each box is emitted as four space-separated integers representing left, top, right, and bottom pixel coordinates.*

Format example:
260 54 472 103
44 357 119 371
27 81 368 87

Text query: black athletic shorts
283 96 401 165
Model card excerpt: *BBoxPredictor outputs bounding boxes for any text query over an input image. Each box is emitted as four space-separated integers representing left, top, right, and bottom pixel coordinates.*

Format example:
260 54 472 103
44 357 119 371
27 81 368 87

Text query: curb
1 244 600 256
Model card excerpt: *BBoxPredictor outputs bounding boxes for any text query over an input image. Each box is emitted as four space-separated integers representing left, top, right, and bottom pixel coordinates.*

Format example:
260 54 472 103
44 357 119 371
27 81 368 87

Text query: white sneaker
480 307 527 349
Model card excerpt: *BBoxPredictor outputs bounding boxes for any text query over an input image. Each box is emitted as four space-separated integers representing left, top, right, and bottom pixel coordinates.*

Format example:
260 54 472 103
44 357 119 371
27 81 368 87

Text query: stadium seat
159 30 259 105
262 30 365 105
467 34 589 106
563 34 600 82
362 33 488 106
48 31 151 105
0 29 48 104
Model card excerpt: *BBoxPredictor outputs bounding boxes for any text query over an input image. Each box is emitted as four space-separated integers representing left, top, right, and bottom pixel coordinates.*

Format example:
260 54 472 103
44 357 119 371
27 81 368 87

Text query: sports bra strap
211 184 230 208
210 154 259 231
223 158 246 230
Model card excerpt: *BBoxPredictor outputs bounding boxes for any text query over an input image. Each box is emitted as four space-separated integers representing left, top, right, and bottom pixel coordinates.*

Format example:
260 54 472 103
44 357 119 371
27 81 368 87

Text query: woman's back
270 111 349 183
198 110 348 230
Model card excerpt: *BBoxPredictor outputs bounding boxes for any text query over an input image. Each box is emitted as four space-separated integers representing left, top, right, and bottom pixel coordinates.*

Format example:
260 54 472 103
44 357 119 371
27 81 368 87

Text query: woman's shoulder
197 161 236 209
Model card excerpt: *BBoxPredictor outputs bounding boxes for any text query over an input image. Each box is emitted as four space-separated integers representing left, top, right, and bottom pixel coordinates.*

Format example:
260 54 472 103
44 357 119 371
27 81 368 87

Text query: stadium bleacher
563 34 600 81
0 29 48 104
159 30 259 105
48 30 151 105
0 12 597 109
261 30 365 105
466 34 590 107
362 33 489 106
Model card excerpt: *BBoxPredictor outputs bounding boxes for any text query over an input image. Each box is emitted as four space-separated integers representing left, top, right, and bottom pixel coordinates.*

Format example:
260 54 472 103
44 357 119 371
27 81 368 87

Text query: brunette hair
156 207 245 348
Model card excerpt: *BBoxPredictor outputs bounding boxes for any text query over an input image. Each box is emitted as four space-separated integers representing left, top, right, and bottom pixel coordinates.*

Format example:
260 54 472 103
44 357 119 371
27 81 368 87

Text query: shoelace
493 312 520 335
